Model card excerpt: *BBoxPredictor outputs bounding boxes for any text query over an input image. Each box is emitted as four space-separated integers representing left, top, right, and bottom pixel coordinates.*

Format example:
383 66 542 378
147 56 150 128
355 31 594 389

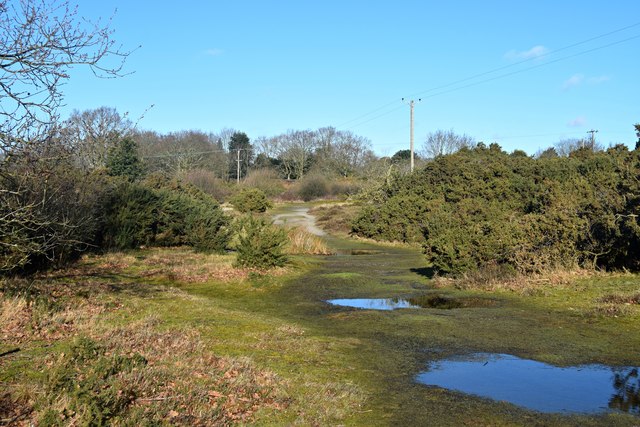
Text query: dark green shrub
45 336 147 426
353 144 640 276
101 181 158 249
101 178 230 252
106 137 144 181
234 216 288 269
230 187 272 213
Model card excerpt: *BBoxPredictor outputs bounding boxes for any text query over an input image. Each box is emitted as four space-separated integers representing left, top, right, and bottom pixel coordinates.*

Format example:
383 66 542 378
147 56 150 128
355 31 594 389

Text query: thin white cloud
563 74 584 90
505 45 549 61
204 48 224 56
562 74 610 90
587 75 610 84
567 116 587 127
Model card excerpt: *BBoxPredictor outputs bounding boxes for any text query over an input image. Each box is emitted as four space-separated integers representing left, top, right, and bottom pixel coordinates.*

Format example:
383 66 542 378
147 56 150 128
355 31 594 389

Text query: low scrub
353 144 640 277
0 260 290 426
297 175 330 201
242 168 285 197
102 177 230 252
310 204 361 236
234 216 288 269
229 187 272 213
180 168 230 202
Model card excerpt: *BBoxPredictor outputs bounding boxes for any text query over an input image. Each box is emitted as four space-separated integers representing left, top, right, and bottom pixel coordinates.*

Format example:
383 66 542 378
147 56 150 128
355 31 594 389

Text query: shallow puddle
416 353 640 414
326 298 420 311
326 295 493 311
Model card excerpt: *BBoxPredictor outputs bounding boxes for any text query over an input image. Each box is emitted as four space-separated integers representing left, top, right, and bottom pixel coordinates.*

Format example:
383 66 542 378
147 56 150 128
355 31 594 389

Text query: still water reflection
326 298 419 311
326 295 491 310
416 353 639 414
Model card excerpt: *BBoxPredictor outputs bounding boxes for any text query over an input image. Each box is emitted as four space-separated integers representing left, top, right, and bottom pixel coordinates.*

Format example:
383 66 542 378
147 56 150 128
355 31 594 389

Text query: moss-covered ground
2 204 640 425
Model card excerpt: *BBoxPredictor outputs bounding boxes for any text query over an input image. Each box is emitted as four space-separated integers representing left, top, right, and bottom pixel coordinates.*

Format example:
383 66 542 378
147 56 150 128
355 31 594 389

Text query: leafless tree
554 137 602 156
278 130 316 179
136 130 228 177
0 0 131 273
65 106 132 169
421 129 474 159
0 0 132 154
313 128 373 177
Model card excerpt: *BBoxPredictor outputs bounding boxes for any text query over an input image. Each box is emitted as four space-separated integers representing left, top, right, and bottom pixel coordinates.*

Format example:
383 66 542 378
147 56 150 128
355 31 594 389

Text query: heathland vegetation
3 1 640 425
353 141 640 279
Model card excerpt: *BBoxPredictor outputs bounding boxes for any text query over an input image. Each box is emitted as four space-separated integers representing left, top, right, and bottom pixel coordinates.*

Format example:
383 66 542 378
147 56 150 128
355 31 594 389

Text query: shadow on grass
410 267 436 279
1 273 167 302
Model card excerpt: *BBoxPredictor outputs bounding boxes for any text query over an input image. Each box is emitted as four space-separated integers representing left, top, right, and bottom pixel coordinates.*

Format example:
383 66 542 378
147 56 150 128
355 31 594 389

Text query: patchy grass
0 247 363 426
3 206 640 426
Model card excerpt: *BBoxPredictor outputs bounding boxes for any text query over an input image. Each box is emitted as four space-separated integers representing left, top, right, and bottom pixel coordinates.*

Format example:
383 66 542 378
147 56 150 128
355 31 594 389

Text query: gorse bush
102 177 230 252
230 187 273 213
234 215 288 269
353 144 640 276
43 336 147 426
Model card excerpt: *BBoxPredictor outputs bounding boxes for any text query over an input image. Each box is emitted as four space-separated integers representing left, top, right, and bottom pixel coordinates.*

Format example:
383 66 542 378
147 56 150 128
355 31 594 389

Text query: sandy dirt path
272 206 326 236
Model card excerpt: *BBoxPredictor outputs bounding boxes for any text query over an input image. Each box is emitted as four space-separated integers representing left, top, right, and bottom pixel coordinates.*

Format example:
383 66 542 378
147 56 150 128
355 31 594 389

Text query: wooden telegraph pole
402 98 421 172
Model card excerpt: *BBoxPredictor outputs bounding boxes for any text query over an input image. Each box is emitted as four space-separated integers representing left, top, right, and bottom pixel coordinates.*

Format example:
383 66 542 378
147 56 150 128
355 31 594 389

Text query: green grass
2 215 640 425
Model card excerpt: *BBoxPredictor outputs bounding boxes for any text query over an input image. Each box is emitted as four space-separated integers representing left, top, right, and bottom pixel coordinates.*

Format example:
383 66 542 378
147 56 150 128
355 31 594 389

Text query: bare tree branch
0 0 133 154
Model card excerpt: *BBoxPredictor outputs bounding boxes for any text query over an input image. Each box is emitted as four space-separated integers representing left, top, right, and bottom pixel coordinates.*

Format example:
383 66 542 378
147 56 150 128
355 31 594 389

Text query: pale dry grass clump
286 227 333 255
590 303 632 318
140 248 291 282
0 280 111 345
433 268 604 294
591 291 640 318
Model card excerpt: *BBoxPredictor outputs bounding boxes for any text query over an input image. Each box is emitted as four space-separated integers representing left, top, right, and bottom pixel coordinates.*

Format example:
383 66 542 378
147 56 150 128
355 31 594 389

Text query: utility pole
587 129 598 149
236 148 242 184
402 98 421 172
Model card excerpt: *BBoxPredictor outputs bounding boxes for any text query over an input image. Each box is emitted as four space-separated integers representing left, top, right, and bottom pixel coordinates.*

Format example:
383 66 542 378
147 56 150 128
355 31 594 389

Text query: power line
408 21 640 99
419 33 640 101
141 148 229 159
334 21 640 132
341 32 640 132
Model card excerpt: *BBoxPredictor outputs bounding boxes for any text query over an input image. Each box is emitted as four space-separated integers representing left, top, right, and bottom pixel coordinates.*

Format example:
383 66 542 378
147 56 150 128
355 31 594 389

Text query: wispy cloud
204 48 224 56
587 75 610 84
504 45 549 61
562 74 610 90
563 74 584 90
567 116 587 127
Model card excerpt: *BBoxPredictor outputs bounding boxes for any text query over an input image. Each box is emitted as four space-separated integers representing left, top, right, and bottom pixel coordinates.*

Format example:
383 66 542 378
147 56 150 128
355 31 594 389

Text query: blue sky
62 1 640 155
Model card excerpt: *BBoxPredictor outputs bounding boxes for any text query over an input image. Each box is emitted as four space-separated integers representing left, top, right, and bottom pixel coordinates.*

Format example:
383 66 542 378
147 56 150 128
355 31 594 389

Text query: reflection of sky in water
416 353 640 414
326 298 420 311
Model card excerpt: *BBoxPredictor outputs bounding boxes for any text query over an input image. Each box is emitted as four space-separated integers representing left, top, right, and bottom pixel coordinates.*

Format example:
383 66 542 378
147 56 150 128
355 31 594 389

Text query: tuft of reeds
286 227 333 255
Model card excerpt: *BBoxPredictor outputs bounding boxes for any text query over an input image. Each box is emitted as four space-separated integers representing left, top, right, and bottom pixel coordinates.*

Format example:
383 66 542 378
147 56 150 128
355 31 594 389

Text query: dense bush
353 144 640 276
234 215 288 269
0 147 113 274
102 177 230 252
297 175 330 201
230 187 272 213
